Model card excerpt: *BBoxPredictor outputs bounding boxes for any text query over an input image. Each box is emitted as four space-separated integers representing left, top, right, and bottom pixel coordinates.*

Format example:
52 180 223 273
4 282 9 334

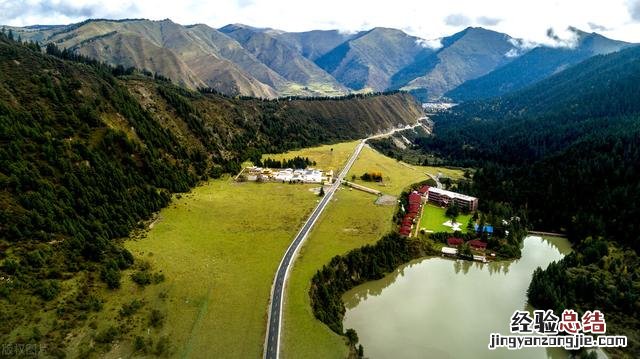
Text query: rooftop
428 187 477 202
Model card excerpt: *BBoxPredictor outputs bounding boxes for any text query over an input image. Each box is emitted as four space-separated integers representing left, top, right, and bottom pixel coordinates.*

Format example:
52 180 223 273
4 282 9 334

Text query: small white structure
240 166 326 183
441 247 458 256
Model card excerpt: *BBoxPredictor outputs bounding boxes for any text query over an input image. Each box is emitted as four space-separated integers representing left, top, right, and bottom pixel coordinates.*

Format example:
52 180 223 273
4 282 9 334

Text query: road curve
263 120 425 359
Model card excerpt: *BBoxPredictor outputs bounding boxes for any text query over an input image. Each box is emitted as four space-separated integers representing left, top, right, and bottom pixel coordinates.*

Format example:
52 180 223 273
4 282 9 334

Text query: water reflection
342 236 573 359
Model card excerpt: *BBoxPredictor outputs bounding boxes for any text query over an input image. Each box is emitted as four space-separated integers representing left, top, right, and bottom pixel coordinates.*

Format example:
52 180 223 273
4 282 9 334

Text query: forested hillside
372 45 640 357
0 34 421 353
446 30 629 102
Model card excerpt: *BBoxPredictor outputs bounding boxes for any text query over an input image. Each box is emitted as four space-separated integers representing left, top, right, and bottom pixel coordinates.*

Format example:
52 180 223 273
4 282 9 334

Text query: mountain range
6 19 633 100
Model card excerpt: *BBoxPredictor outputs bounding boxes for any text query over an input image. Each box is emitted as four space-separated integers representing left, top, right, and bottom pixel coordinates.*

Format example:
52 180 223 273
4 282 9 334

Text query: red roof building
399 225 412 236
447 237 464 247
408 192 422 204
468 239 488 250
418 185 430 195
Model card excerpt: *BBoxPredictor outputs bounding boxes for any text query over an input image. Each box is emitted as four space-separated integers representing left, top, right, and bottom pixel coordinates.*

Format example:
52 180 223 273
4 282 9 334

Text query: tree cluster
257 156 316 169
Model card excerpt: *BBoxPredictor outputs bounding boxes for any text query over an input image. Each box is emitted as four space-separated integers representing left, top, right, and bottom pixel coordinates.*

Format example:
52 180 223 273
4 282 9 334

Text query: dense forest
0 33 421 353
377 45 640 356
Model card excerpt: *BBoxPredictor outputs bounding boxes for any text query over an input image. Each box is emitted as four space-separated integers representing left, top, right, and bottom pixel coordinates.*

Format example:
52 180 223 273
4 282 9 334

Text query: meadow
347 145 464 195
67 179 321 358
261 141 359 172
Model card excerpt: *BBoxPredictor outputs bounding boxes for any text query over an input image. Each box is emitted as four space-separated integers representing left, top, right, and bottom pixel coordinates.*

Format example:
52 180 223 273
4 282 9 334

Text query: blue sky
2 0 640 44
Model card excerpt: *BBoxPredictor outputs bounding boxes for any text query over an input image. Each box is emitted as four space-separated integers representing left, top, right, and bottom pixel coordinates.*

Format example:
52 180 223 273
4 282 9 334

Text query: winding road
263 119 425 359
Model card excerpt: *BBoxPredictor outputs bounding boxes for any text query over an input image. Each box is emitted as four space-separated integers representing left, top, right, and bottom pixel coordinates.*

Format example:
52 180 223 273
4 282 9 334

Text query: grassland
262 141 359 172
418 204 473 233
65 179 321 358
282 189 395 359
282 145 465 358
347 145 464 195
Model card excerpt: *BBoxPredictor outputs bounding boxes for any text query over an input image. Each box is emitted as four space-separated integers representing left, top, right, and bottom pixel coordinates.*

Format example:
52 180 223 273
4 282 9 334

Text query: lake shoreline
342 236 573 359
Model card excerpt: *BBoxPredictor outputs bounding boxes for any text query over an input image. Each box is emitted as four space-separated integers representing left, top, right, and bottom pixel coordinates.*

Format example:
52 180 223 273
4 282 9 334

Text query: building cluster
399 185 430 236
399 185 480 237
241 166 333 184
442 237 488 263
426 187 478 212
446 237 488 250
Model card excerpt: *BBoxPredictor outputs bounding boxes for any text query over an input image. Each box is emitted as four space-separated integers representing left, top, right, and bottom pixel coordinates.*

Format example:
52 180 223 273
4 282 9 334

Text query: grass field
262 141 359 172
418 204 473 233
281 145 465 358
347 146 464 195
282 188 395 359
69 179 321 358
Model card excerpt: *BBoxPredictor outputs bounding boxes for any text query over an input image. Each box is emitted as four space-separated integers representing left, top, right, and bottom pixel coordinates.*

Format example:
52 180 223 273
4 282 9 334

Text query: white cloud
416 38 443 50
0 0 639 44
628 0 640 21
444 14 471 27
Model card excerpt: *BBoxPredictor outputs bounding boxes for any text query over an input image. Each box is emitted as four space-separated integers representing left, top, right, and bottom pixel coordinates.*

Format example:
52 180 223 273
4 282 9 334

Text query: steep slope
446 29 630 102
219 24 346 96
185 23 290 91
393 27 518 100
269 29 359 60
444 44 640 123
13 19 278 97
315 27 432 91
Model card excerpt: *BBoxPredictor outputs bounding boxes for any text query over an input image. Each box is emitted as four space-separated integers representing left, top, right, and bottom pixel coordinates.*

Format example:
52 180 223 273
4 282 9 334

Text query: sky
2 0 640 45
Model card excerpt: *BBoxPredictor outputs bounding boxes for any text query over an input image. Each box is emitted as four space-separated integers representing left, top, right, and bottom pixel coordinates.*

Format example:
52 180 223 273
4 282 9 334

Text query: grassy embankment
282 145 464 358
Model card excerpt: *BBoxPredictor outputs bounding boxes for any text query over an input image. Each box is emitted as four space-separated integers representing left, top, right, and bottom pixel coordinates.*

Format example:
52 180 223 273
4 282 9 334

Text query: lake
342 236 573 359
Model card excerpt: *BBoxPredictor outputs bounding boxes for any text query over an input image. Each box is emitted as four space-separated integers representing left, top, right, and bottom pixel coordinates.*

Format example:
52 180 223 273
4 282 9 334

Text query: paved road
263 120 425 359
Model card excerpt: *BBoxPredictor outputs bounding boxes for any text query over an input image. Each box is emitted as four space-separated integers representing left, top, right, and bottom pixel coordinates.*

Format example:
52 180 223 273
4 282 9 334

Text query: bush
149 309 165 328
101 266 121 289
154 335 171 356
120 300 144 317
131 271 152 286
133 335 151 353
35 280 60 301
360 172 383 182
95 326 119 344
2 258 20 274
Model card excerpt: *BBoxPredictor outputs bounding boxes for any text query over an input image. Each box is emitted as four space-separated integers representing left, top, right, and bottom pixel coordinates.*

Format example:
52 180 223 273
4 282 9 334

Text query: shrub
95 326 119 344
131 271 152 286
149 309 165 328
120 299 144 317
101 266 121 289
35 280 60 301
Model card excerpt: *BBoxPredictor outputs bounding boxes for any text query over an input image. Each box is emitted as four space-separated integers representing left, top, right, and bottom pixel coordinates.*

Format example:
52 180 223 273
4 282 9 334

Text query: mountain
315 27 433 91
8 19 632 102
219 24 347 95
0 34 421 351
444 44 640 123
391 27 519 100
446 28 630 102
269 29 360 61
12 19 282 97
